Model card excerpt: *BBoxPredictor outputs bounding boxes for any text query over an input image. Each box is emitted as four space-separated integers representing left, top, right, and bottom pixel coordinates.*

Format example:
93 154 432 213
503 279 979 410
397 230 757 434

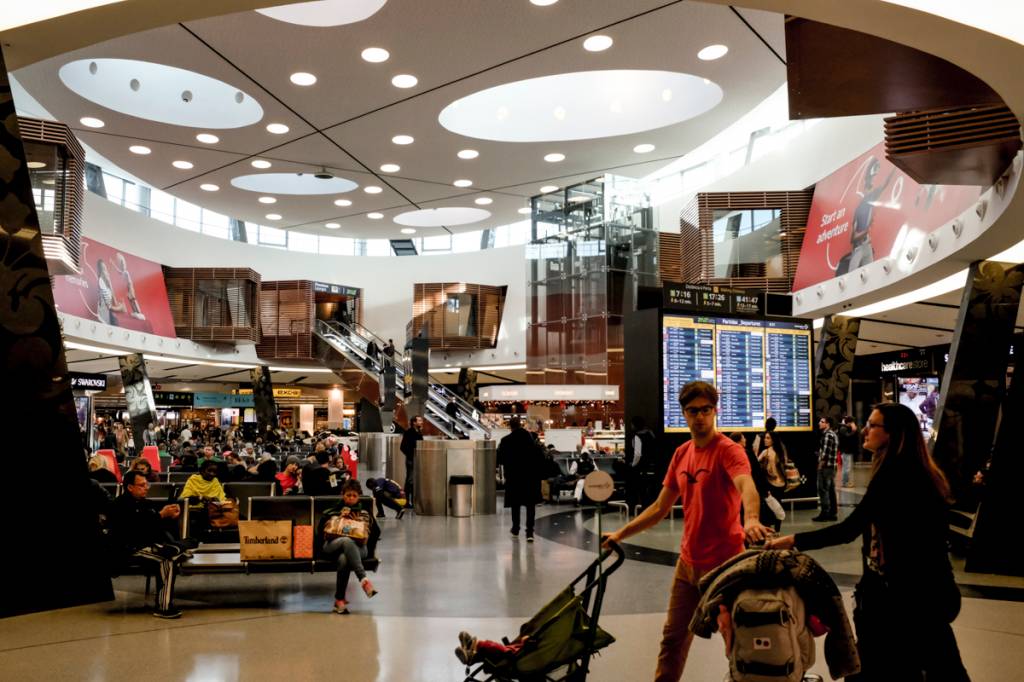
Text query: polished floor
2 466 1021 681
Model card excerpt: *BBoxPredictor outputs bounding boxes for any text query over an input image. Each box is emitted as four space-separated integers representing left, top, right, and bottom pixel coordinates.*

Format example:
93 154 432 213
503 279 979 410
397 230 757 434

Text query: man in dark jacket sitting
497 416 545 542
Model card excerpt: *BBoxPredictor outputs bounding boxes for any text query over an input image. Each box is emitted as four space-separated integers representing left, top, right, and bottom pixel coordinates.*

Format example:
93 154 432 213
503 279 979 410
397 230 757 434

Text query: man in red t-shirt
603 381 770 681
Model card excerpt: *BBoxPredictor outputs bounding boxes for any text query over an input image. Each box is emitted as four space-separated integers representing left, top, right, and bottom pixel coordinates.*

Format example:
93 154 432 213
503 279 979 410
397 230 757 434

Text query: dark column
250 365 278 434
118 353 158 452
380 363 396 432
813 315 860 423
0 46 112 615
406 337 430 417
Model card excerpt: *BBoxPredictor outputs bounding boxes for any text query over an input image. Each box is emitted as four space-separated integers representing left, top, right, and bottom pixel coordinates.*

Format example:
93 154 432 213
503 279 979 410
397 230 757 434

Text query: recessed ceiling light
367 212 384 219
633 143 655 154
457 149 479 160
129 145 151 155
475 197 493 205
380 163 400 173
265 213 282 221
544 152 565 163
361 47 390 63
697 44 729 61
26 161 46 169
518 207 532 215
530 0 558 5
454 179 473 188
401 228 417 235
540 185 558 193
258 196 277 204
334 198 353 207
364 185 383 194
200 183 219 192
290 72 317 86
391 74 418 89
392 134 414 145
569 196 588 203
42 179 55 186
172 160 194 170
325 222 341 229
79 116 104 128
251 159 272 169
266 123 290 134
196 133 219 144
583 35 613 52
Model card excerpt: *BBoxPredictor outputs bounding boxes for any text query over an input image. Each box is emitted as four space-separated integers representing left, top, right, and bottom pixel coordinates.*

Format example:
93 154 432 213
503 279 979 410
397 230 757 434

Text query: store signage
232 387 302 398
193 392 254 408
153 391 194 407
479 384 619 402
880 359 930 373
662 282 764 316
313 281 360 297
69 372 107 391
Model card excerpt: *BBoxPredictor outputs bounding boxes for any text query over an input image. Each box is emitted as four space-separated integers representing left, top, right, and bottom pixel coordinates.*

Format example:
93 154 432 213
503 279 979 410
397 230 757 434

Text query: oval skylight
59 59 263 129
231 172 358 195
393 207 491 227
256 0 387 27
438 70 723 142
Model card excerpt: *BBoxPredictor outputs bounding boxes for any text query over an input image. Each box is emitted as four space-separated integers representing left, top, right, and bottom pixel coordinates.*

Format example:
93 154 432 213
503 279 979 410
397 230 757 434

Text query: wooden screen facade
409 283 507 350
163 267 261 342
257 280 315 360
672 190 814 293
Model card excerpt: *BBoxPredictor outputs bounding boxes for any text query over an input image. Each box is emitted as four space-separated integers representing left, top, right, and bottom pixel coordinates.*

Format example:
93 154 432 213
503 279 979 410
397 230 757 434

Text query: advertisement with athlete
792 142 982 291
52 237 176 337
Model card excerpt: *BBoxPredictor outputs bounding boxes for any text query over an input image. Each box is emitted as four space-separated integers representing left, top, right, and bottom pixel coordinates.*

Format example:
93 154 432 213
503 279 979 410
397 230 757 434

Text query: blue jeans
817 465 837 517
323 536 368 600
841 451 854 487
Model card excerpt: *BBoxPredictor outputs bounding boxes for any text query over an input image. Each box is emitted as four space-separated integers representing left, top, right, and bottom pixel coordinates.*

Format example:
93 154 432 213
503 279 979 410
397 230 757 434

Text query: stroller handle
599 539 626 576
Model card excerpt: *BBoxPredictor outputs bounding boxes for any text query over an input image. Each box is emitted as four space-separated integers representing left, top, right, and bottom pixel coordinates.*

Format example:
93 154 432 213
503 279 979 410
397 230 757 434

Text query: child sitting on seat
455 631 527 666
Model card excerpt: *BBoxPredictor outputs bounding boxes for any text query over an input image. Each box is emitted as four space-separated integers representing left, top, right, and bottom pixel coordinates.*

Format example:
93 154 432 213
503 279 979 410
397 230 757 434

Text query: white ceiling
13 0 786 239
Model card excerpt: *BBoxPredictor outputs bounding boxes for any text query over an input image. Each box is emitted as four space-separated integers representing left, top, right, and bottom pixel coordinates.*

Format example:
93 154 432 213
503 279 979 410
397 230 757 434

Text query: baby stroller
460 541 625 682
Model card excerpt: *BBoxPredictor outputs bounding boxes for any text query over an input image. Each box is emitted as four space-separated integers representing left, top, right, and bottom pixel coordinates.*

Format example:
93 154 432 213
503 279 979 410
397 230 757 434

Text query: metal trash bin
449 475 474 517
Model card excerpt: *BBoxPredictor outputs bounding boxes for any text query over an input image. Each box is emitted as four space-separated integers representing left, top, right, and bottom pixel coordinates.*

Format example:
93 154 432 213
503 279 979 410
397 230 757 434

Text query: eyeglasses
866 422 885 430
683 405 715 417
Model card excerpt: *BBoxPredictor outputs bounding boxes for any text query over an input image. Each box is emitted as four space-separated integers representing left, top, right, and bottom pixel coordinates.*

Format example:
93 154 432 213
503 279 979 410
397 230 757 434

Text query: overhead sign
583 471 614 503
153 391 194 407
193 392 254 408
233 387 302 398
663 282 764 317
479 384 619 402
313 281 360 297
69 372 107 391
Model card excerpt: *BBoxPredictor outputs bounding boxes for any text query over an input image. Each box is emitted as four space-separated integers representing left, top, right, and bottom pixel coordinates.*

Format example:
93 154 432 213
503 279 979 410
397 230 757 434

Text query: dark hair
365 478 378 490
728 432 745 445
315 450 330 465
871 403 951 501
123 469 146 488
678 381 718 409
509 416 522 429
764 417 777 432
630 415 646 430
843 415 855 425
202 458 219 471
820 416 834 428
342 479 362 495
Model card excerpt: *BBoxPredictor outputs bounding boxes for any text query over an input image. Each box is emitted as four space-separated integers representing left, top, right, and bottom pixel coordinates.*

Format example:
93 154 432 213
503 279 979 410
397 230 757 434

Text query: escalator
313 319 490 439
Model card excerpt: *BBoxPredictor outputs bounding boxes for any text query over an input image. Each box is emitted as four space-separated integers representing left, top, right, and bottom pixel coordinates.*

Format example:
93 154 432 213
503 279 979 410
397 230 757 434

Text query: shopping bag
323 514 368 544
239 520 293 560
293 525 314 559
207 498 240 528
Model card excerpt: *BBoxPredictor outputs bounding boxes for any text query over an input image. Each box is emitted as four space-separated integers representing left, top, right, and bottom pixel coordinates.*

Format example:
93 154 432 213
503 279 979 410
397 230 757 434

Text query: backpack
729 586 814 682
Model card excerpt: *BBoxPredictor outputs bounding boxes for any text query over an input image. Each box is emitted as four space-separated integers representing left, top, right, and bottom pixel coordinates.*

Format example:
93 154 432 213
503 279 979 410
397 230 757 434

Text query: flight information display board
663 314 813 432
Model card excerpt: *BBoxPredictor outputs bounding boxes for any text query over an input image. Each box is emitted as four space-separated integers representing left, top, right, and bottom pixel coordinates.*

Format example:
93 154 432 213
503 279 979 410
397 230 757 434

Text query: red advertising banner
792 142 982 291
52 237 176 337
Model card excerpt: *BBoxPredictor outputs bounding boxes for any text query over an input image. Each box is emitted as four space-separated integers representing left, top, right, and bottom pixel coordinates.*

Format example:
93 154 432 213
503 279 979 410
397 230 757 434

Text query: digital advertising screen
662 314 813 432
897 376 940 435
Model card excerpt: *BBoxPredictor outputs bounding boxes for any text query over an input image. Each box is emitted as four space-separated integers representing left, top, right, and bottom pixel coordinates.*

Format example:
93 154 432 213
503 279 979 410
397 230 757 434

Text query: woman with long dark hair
767 403 969 680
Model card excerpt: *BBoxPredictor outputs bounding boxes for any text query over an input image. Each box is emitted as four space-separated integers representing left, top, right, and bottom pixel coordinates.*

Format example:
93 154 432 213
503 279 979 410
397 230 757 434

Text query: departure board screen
663 315 813 432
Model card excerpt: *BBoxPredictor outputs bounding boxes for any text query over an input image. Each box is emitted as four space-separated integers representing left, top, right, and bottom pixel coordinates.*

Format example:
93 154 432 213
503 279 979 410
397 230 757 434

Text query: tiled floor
1 465 1020 681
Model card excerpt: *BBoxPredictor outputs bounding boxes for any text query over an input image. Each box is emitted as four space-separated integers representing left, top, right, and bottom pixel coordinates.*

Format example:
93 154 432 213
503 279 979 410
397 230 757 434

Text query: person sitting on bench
365 477 407 519
318 480 379 614
109 469 190 619
179 459 226 506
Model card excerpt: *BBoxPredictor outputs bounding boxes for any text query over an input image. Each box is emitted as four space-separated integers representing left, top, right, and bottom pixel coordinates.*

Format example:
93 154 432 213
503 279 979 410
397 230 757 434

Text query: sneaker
361 578 378 598
510 528 520 538
152 608 182 619
376 513 386 518
396 508 405 520
526 533 534 543
810 515 829 522
333 599 349 614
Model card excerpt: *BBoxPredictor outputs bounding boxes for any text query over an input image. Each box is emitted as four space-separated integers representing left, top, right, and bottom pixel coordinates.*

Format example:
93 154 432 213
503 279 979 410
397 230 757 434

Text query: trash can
449 475 474 517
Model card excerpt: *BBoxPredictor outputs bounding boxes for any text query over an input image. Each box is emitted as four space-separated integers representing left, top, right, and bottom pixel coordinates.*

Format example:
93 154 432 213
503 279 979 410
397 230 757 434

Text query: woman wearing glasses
767 403 969 680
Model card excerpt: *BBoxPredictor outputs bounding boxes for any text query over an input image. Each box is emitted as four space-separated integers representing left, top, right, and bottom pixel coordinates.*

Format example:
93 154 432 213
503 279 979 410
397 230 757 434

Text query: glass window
242 222 260 244
422 234 452 252
123 182 142 212
288 230 318 253
150 189 176 225
103 173 124 206
366 239 391 257
201 209 230 239
452 231 481 253
711 208 784 278
259 225 287 246
319 235 354 255
175 199 202 232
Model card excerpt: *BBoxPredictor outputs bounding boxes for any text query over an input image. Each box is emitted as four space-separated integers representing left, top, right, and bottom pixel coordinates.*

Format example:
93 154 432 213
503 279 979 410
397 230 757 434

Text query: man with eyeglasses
603 381 770 681
109 470 189 618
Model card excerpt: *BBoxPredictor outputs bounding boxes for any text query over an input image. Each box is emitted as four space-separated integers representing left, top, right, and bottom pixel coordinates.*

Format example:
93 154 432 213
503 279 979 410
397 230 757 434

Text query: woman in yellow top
179 460 226 504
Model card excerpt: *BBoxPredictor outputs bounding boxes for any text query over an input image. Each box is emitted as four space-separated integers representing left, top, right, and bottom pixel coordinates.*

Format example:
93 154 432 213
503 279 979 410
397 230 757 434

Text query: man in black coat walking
400 415 424 509
497 416 544 542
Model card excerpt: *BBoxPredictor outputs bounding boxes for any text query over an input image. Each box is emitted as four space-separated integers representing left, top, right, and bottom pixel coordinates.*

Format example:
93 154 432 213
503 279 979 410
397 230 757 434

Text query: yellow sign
233 388 302 398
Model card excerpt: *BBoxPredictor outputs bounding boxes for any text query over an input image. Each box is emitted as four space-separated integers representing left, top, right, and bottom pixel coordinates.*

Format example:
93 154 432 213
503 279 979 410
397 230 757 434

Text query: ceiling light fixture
265 213 282 221
583 35 613 52
454 179 473 187
290 72 317 86
258 196 277 204
457 149 479 160
697 44 729 61
361 47 390 63
79 116 105 128
401 228 417 235
391 74 418 88
364 185 383 194
475 197 493 205
325 222 341 229
172 160 194 169
380 163 400 173
251 159 272 169
841 270 968 318
196 133 219 144
128 145 151 155
266 123 290 134
392 134 414 145
27 161 46 169
633 143 655 153
530 0 558 5
334 198 353 207
544 152 565 162
540 185 558 193
367 212 383 219
518 207 532 215
200 183 219 191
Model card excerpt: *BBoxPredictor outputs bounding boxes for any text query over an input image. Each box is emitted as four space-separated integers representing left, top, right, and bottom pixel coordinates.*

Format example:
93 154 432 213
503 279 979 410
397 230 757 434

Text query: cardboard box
293 525 313 559
239 520 293 560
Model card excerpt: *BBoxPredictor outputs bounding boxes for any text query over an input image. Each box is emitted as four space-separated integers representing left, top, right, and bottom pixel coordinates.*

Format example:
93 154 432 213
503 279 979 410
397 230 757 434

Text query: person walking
767 403 969 680
602 381 770 682
497 416 544 542
400 415 424 509
814 416 839 521
838 415 859 488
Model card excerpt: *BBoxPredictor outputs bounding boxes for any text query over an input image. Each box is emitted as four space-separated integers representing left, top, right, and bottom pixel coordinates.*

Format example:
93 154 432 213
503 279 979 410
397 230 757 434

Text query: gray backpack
729 586 814 682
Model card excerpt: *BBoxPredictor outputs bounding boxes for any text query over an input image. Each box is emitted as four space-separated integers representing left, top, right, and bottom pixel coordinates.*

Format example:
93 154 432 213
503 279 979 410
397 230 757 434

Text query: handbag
324 513 368 544
765 493 786 521
783 461 805 492
207 498 239 528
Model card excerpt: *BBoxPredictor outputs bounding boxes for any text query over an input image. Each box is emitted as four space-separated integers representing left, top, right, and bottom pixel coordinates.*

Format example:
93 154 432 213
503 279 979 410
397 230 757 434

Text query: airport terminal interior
2 1 1024 681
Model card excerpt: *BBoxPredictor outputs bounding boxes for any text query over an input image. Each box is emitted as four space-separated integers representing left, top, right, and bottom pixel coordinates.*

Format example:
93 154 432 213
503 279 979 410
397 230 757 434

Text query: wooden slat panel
256 280 313 360
164 267 261 342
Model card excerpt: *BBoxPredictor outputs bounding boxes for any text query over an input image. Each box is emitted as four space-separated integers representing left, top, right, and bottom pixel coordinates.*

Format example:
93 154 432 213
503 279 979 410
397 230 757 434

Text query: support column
0 46 112 615
250 365 278 435
327 388 343 429
813 315 860 423
406 337 430 418
118 353 158 452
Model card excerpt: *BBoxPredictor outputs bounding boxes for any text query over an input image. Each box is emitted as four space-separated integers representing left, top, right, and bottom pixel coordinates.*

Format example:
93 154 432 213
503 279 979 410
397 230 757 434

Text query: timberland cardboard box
239 520 293 560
